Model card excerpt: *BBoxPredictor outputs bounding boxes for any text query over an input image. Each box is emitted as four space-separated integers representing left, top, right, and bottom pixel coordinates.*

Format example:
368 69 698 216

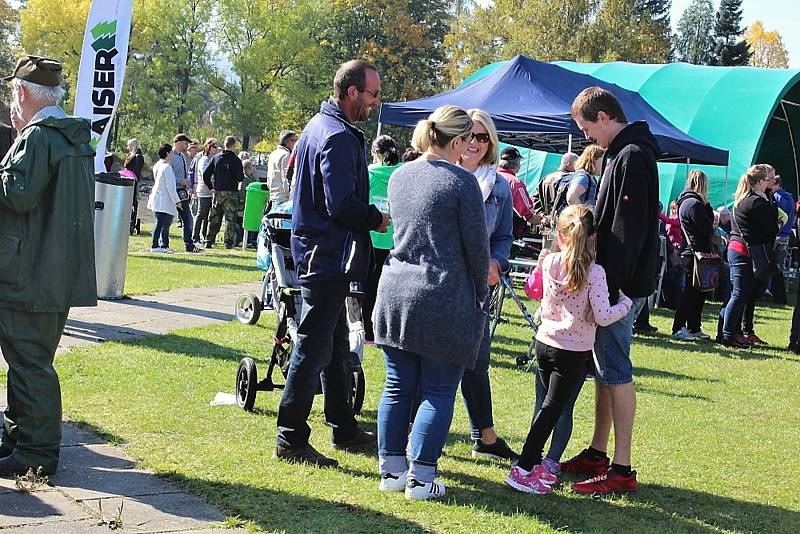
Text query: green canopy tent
464 61 800 208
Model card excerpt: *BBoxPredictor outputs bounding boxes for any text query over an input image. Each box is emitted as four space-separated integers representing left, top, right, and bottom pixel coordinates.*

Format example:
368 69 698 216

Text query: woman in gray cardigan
373 105 490 501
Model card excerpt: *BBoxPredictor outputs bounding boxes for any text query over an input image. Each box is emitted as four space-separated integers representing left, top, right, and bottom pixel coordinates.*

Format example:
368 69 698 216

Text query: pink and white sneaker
532 463 558 486
505 465 553 494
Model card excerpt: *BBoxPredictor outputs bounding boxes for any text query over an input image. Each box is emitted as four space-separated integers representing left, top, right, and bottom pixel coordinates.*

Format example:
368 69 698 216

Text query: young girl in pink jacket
506 205 632 495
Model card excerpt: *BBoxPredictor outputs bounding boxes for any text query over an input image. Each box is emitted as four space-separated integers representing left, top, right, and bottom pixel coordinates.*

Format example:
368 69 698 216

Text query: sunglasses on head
470 132 490 144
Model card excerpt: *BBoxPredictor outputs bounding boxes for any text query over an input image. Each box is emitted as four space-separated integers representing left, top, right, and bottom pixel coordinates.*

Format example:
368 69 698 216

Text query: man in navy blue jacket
275 60 389 467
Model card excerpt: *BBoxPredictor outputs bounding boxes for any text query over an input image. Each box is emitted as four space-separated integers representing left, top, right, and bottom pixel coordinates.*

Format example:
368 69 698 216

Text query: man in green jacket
0 55 97 476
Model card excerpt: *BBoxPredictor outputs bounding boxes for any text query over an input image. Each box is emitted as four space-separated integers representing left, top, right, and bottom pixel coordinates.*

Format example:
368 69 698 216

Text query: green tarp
464 61 800 208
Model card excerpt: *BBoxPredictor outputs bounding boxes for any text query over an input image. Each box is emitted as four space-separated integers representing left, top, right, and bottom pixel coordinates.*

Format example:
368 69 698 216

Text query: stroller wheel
345 366 365 415
235 293 261 325
236 357 258 411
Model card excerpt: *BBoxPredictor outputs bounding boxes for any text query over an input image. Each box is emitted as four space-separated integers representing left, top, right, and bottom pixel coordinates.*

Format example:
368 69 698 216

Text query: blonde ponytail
557 205 596 292
411 105 473 153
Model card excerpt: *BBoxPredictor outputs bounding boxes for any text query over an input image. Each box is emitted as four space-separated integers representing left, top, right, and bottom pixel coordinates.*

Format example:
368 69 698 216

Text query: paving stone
80 493 225 533
57 444 136 471
0 490 91 528
51 467 184 502
4 519 119 534
60 424 107 448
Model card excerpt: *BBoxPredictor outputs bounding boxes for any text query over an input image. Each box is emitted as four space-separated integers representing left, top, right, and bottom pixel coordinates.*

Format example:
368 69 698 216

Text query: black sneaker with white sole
471 436 519 463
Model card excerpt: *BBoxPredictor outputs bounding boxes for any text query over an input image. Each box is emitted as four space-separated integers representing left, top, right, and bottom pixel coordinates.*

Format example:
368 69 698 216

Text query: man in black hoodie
561 87 659 496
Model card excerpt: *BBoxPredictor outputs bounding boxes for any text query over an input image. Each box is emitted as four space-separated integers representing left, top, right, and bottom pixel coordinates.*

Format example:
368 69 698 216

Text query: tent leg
781 103 799 197
376 122 382 139
568 135 573 153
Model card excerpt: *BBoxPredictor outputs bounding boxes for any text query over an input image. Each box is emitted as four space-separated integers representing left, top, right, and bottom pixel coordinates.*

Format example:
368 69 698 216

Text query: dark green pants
206 191 239 247
0 308 68 473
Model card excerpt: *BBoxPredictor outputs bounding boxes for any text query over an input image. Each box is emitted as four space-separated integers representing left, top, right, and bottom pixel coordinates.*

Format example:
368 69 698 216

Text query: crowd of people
0 53 797 507
124 130 298 253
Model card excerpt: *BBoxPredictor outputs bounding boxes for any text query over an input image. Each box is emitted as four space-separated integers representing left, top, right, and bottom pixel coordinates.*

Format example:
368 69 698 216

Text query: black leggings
672 256 707 334
518 340 589 472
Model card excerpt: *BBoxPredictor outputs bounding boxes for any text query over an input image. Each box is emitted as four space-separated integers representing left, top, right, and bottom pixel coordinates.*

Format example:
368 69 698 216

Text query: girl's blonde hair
733 164 770 207
126 138 139 155
411 105 473 153
685 169 708 200
466 108 500 166
557 204 596 292
575 145 605 176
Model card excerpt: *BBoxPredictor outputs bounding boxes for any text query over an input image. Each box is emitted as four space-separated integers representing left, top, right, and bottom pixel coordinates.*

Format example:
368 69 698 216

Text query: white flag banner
74 0 133 173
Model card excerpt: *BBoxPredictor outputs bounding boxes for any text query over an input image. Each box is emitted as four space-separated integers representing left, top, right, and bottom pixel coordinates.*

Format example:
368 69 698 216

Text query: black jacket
731 192 778 247
0 122 15 161
594 121 661 301
124 149 144 179
676 188 714 256
203 150 243 192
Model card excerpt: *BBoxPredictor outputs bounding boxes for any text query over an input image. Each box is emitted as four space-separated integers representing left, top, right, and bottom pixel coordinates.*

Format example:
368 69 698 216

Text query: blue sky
671 0 796 67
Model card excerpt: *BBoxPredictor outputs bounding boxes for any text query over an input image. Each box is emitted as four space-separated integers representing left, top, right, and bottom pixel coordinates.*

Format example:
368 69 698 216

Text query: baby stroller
235 212 366 414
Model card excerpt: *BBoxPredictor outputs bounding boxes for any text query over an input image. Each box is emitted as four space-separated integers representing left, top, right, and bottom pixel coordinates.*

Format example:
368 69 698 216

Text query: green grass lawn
123 223 261 295
34 292 799 533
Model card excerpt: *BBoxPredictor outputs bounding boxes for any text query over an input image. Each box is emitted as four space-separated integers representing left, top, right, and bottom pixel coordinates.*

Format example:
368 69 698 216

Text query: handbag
176 188 190 202
691 251 721 292
732 204 774 278
681 220 721 292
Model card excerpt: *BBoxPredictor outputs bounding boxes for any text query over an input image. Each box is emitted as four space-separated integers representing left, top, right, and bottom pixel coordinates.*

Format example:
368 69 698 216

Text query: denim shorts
592 297 646 386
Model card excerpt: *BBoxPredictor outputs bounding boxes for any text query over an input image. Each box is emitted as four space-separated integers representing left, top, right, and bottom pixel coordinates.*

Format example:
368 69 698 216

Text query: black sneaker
633 324 658 334
273 444 338 468
471 436 519 462
185 246 204 254
719 337 751 349
333 429 376 452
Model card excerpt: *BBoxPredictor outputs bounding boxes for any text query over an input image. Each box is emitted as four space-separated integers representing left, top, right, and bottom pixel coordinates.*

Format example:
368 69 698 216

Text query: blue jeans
276 281 359 449
176 197 194 250
378 346 464 484
152 212 173 248
593 297 645 386
721 249 756 341
533 359 585 463
461 306 493 441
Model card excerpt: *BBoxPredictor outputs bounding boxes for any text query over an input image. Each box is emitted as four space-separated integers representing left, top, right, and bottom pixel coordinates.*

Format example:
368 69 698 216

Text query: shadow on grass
131 333 250 361
129 253 258 272
633 333 800 364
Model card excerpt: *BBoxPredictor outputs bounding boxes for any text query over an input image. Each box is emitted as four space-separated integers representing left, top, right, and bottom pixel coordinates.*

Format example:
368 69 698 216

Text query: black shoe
204 242 214 249
633 324 658 334
333 429 376 452
225 244 235 250
471 436 519 463
273 444 338 468
0 455 48 477
719 337 751 349
185 245 204 254
788 341 800 354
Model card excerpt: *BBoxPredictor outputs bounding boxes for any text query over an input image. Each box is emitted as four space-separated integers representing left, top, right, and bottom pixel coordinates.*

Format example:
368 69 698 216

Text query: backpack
549 170 596 219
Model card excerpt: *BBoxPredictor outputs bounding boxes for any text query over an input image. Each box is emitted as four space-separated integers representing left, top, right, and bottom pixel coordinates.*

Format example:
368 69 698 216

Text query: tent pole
376 121 382 139
686 158 690 181
568 135 573 153
781 102 800 198
724 166 729 207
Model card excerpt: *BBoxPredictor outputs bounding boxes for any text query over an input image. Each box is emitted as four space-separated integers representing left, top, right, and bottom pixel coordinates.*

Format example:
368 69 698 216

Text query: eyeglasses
470 132 491 144
360 88 380 99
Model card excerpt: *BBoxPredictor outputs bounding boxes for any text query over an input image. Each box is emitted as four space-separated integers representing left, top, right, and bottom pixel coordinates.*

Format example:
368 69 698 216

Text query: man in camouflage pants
202 135 243 249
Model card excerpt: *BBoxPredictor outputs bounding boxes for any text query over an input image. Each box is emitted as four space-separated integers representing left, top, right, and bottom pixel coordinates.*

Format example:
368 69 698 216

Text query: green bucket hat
3 55 63 87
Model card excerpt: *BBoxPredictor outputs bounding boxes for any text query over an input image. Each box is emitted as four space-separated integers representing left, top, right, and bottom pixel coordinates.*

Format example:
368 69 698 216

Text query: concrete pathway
0 282 262 532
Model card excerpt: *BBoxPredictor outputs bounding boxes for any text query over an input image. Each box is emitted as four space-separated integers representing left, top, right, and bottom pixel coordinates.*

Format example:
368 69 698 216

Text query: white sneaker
689 330 711 340
405 478 446 501
150 247 166 253
162 248 175 254
672 327 693 341
379 470 408 492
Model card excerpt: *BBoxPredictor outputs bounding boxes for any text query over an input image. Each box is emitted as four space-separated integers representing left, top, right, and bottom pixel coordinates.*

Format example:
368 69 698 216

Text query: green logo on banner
87 19 120 142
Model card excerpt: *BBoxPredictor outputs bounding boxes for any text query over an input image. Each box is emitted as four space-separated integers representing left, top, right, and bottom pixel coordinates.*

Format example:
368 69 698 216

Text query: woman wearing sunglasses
458 108 516 462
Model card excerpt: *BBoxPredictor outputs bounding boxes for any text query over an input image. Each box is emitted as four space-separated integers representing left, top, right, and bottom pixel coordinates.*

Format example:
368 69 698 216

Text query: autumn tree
0 0 18 120
674 0 715 64
744 20 789 69
18 0 89 107
711 0 750 66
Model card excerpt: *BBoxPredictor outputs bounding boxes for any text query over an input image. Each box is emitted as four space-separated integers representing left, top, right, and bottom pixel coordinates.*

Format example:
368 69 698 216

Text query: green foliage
590 0 672 63
675 0 715 65
207 0 329 151
711 0 751 67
